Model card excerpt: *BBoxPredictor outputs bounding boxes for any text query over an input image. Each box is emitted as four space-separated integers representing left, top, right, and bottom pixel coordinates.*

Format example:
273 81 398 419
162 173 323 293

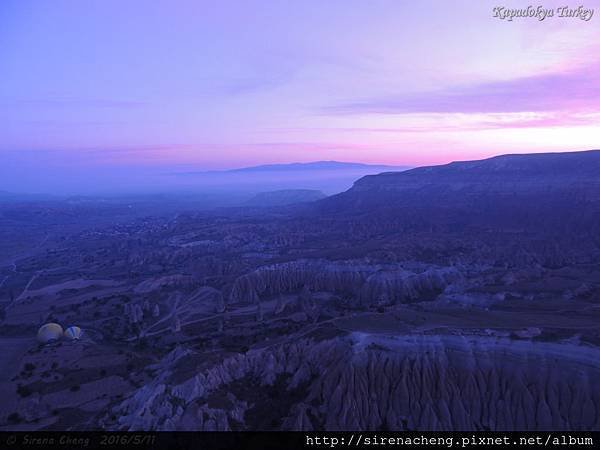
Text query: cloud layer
327 62 600 117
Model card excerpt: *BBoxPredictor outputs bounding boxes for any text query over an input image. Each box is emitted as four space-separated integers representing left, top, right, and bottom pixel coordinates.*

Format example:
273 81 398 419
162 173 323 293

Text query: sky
1 0 600 194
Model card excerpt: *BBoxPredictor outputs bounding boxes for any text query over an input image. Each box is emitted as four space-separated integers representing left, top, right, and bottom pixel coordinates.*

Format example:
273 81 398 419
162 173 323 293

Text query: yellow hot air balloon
37 323 64 344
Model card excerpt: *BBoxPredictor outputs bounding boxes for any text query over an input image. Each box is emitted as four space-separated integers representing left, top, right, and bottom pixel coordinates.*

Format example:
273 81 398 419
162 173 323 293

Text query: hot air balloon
37 323 64 344
64 326 83 341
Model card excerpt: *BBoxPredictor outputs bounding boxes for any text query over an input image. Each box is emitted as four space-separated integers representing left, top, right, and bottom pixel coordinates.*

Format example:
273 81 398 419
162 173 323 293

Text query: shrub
7 412 22 424
16 384 33 397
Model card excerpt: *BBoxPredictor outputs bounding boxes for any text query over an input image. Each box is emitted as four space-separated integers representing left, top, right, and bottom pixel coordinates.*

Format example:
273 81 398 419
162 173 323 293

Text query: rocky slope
228 260 460 307
317 150 600 233
105 334 600 431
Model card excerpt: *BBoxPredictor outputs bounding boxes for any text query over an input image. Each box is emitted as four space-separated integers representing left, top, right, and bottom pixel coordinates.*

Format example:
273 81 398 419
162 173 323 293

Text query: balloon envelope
64 326 83 340
37 323 64 343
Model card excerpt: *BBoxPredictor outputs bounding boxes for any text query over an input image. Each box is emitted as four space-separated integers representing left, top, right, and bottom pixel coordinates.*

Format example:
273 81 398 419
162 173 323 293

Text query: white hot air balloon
37 323 64 344
64 326 83 341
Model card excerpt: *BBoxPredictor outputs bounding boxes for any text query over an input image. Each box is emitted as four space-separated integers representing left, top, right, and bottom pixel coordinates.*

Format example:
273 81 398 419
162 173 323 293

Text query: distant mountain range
177 161 408 175
170 160 410 195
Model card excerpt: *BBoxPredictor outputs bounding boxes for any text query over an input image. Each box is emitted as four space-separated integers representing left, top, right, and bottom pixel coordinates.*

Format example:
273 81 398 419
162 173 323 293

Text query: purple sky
1 0 599 193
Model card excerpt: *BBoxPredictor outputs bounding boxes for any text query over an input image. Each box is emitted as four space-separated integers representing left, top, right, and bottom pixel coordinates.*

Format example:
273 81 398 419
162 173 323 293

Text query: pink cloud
325 62 600 118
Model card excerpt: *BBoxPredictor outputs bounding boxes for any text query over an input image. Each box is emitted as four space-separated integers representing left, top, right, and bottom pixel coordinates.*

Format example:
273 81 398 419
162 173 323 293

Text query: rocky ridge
229 260 460 307
106 334 600 431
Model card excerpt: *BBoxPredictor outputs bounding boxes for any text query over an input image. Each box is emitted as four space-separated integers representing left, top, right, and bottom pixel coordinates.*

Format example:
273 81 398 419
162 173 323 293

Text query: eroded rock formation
107 334 600 431
229 260 460 307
